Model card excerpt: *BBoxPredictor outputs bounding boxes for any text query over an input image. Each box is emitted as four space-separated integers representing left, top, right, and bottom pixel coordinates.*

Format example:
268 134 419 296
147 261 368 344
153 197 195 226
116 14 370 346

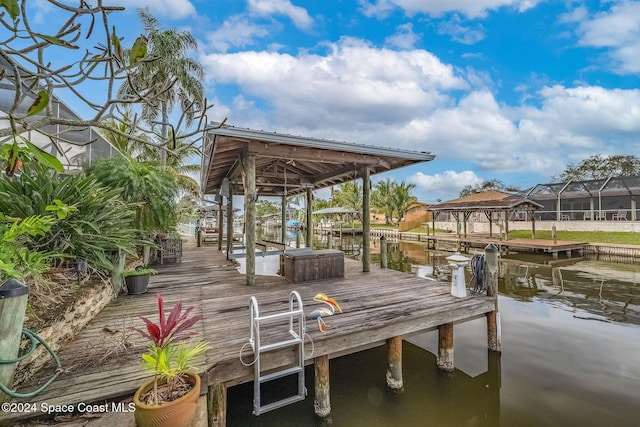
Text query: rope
469 254 487 294
238 318 315 367
0 328 62 398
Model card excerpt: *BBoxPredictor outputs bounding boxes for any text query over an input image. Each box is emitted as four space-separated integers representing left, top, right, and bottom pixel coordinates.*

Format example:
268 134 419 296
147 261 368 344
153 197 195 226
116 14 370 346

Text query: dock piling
437 322 454 372
485 243 502 353
386 336 403 392
314 355 331 418
207 383 226 427
380 236 388 269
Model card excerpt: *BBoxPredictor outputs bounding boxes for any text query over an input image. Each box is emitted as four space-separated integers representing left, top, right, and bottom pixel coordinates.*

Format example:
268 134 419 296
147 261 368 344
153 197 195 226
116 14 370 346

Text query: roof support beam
247 141 392 167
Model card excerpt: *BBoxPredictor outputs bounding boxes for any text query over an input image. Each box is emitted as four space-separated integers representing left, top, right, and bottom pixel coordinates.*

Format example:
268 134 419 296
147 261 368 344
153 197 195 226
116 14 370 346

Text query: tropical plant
0 213 57 283
331 181 363 216
88 157 179 237
371 178 395 225
390 181 417 223
0 163 141 271
123 267 158 277
118 8 205 167
134 294 210 406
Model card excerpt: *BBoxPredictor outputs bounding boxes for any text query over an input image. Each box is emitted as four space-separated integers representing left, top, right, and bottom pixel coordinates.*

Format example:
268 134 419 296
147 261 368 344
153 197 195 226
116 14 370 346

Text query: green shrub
0 163 142 271
87 157 179 237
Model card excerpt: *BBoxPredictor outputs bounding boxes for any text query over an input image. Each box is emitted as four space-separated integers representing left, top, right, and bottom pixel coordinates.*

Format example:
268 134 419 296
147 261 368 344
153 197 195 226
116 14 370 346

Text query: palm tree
390 182 417 224
332 181 362 218
371 178 395 225
119 8 205 167
100 109 152 158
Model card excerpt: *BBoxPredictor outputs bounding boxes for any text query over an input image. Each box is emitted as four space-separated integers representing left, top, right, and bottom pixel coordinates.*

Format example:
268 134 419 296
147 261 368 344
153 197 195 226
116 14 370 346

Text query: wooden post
306 187 313 247
0 279 29 403
218 205 224 250
314 355 331 418
207 383 226 427
281 193 287 245
485 243 502 353
226 194 234 258
380 236 388 268
386 336 403 393
437 322 454 372
242 154 256 286
362 166 371 272
489 211 493 237
531 212 536 240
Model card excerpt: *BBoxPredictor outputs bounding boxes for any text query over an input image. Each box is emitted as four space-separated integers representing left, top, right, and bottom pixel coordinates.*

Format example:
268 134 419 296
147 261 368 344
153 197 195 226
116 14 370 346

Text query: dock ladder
249 290 306 415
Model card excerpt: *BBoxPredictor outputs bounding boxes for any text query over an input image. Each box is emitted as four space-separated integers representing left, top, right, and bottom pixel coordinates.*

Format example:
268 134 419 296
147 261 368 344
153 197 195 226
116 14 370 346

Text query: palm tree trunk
160 101 168 169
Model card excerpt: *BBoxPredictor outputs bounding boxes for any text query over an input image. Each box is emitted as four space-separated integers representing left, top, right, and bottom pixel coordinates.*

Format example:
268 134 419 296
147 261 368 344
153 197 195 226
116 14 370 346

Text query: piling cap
446 252 470 263
0 278 29 299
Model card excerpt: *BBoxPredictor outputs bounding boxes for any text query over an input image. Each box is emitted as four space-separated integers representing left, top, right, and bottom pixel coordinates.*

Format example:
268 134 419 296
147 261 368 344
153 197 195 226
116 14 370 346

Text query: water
229 236 640 426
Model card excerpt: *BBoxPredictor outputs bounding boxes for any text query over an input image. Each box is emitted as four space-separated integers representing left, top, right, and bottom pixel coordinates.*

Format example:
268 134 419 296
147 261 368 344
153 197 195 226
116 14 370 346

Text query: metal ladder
249 290 306 415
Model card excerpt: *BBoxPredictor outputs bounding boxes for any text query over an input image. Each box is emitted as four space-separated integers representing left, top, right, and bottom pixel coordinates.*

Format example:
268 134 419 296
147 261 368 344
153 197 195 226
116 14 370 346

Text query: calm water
230 233 640 426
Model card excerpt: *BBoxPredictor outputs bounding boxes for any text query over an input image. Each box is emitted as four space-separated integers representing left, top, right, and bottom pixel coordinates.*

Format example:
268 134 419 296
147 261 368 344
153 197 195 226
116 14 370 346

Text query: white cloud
126 0 196 19
438 16 486 44
206 15 269 52
576 1 640 73
248 0 313 30
201 37 467 130
408 170 483 201
385 23 420 50
359 0 542 19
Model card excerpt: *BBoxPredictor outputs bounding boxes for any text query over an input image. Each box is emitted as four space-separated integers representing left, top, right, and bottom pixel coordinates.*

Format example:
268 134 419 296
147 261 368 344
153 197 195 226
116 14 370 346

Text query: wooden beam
242 153 256 286
226 194 233 258
247 141 392 168
306 188 313 246
362 166 371 272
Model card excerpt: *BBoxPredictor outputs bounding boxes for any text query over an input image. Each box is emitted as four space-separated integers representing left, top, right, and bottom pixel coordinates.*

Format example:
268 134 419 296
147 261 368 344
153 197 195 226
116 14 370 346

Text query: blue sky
38 1 640 202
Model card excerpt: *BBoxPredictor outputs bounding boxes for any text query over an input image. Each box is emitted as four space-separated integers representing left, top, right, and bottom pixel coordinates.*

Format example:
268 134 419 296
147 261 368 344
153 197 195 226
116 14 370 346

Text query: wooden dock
2 239 496 426
423 234 588 258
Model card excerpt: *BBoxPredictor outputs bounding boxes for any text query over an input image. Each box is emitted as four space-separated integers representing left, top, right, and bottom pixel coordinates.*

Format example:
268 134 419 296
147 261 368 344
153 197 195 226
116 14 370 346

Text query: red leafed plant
134 294 209 405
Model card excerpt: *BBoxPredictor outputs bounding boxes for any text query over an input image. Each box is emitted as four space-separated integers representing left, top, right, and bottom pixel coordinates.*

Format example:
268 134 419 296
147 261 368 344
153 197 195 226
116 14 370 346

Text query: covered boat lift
201 123 435 285
428 190 543 240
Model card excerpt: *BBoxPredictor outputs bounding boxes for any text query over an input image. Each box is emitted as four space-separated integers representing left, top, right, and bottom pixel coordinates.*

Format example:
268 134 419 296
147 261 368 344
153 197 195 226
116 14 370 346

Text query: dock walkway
422 234 588 258
3 239 495 426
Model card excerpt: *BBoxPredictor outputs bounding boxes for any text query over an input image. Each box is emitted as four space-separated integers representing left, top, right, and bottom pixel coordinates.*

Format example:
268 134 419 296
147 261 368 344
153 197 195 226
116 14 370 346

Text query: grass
509 230 640 245
368 224 639 245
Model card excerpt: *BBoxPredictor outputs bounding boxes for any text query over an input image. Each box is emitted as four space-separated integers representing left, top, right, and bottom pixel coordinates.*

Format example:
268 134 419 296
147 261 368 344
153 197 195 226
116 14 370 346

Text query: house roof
429 190 543 211
201 123 436 197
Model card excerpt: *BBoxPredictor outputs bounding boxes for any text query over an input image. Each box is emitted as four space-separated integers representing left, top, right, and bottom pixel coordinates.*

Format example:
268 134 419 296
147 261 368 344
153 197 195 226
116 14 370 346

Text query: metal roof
201 123 435 197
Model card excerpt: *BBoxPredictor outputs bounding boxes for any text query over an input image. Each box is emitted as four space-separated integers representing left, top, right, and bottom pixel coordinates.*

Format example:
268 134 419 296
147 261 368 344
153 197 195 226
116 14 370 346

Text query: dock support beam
242 154 256 286
437 322 454 372
306 187 313 247
314 355 331 418
218 204 224 251
380 236 388 269
226 193 234 259
386 336 403 392
207 383 226 427
362 166 371 272
485 243 502 352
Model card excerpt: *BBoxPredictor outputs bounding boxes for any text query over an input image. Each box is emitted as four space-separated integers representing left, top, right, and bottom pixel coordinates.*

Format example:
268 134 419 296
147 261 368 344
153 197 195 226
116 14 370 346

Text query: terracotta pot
133 372 200 427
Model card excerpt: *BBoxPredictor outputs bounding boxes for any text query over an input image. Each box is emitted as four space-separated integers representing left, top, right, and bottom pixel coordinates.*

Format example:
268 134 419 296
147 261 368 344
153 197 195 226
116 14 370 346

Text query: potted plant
123 266 157 295
133 294 210 427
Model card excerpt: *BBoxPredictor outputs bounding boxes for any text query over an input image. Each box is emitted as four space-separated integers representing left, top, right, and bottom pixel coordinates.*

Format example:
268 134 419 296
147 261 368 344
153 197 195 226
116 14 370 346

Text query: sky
33 0 640 202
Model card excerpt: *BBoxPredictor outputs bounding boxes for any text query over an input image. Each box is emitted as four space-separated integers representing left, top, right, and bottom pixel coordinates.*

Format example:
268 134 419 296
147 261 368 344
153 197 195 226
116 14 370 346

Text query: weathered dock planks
1 239 496 425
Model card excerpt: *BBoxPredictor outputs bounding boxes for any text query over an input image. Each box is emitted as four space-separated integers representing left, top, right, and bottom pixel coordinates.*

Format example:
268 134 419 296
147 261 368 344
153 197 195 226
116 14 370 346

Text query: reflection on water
229 235 640 426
